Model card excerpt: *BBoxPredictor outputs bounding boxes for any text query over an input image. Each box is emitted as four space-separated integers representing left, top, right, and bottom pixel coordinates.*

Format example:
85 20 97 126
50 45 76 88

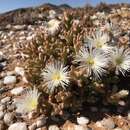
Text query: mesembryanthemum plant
41 61 70 93
15 87 40 114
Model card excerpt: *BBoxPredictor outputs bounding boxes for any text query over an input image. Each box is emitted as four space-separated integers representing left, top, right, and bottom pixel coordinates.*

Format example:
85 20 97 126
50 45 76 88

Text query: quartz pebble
11 87 24 95
8 122 27 130
3 75 16 84
77 117 89 125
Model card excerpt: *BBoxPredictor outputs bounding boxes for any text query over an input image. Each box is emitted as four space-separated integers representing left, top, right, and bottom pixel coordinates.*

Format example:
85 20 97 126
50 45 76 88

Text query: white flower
46 19 60 35
74 46 110 79
41 62 70 93
15 87 40 114
111 47 130 75
87 31 113 53
49 10 56 19
96 11 106 19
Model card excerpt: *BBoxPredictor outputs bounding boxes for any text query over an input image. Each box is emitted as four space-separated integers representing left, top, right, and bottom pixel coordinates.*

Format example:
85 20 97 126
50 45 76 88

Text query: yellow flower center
28 99 37 111
96 40 103 48
48 22 54 28
115 56 123 65
52 72 61 81
86 56 94 65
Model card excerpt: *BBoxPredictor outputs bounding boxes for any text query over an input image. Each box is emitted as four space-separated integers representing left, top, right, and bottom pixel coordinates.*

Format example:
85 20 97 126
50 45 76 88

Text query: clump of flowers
15 87 40 114
41 61 70 93
20 5 130 116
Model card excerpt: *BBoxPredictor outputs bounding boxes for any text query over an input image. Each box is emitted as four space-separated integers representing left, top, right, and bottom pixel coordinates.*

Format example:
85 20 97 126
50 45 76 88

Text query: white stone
77 117 89 125
1 97 11 104
11 87 24 95
4 76 16 84
48 125 59 130
8 122 27 130
15 67 25 76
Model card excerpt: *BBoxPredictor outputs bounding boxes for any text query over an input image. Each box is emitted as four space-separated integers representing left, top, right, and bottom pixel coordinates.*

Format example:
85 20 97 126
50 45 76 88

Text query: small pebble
3 75 16 84
48 125 60 130
8 122 27 130
11 87 24 95
4 112 14 125
15 67 24 76
1 97 11 104
101 118 115 129
36 118 46 128
77 116 89 125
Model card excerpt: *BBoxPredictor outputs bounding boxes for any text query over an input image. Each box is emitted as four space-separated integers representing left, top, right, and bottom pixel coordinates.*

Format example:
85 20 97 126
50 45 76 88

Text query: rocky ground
0 3 130 130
